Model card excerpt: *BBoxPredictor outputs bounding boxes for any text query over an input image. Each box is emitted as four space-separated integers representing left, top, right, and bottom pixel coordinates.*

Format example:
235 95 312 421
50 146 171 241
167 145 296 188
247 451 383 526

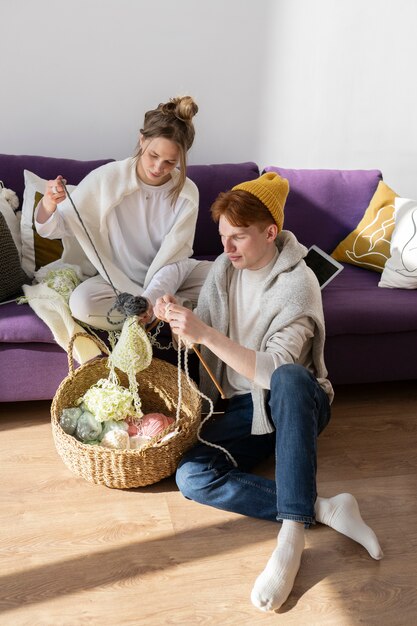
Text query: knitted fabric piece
107 317 153 416
79 378 137 422
43 268 81 303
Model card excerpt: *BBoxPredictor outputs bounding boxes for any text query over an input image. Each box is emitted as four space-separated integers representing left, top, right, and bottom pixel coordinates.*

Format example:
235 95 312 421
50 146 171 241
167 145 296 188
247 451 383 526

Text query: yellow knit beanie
232 172 289 231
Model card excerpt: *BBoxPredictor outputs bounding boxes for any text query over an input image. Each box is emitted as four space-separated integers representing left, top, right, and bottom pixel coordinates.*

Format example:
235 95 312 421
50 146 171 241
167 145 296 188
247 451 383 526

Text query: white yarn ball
100 429 130 450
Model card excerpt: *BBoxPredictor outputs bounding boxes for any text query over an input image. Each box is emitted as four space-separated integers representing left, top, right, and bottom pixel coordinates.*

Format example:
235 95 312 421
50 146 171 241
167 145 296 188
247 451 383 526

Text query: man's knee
175 460 202 500
175 457 208 502
175 458 192 496
270 363 311 390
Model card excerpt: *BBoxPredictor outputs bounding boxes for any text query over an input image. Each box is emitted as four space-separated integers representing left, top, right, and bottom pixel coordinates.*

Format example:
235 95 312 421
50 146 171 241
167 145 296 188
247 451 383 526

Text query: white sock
315 493 383 560
251 520 305 612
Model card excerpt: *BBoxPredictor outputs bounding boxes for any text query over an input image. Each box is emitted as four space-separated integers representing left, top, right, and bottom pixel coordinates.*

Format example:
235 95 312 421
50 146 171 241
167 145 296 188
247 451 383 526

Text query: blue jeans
176 364 331 526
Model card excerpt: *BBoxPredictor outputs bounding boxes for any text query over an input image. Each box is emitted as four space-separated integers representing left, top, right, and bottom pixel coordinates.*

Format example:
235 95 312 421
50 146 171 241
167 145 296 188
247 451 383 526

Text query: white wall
1 0 416 197
260 0 417 198
0 0 271 164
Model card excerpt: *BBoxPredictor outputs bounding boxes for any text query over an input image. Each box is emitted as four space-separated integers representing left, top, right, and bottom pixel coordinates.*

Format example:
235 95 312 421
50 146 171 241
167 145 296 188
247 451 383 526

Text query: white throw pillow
20 170 76 278
379 197 417 289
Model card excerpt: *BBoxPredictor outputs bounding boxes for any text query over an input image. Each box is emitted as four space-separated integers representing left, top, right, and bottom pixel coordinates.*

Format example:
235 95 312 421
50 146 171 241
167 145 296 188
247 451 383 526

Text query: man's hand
164 302 209 346
158 296 257 381
154 294 177 322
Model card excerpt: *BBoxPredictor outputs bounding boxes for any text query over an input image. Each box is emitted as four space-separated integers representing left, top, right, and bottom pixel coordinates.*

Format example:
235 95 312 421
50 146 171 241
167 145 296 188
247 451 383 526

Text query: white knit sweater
30 158 199 363
35 157 199 293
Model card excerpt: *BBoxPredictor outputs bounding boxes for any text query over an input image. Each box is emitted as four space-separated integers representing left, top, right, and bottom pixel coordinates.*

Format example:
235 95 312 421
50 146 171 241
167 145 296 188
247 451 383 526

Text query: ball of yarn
75 411 103 442
125 418 140 436
138 413 174 438
129 434 152 450
101 429 130 450
115 293 148 317
60 407 82 434
100 419 129 439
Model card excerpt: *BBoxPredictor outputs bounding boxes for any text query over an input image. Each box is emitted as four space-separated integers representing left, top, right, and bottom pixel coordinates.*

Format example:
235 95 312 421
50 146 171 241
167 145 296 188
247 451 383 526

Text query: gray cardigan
195 230 332 435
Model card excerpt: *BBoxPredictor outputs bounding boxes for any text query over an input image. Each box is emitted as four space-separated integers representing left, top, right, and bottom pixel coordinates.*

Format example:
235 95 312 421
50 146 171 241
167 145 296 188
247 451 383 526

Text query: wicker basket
51 332 202 489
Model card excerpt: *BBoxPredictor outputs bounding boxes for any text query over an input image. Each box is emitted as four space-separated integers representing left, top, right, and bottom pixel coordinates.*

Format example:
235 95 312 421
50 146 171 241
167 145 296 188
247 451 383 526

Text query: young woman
35 95 211 330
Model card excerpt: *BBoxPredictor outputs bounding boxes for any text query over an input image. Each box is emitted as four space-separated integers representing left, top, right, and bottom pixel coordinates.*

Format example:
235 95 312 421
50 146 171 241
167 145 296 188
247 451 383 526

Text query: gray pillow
0 211 30 302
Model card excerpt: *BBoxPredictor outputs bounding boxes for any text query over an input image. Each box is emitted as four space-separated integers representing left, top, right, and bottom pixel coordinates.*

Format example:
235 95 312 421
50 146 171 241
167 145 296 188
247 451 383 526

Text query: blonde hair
134 96 198 204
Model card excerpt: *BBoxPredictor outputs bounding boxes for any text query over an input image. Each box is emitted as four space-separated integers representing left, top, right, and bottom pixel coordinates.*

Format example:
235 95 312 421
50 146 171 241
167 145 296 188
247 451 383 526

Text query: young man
154 172 383 613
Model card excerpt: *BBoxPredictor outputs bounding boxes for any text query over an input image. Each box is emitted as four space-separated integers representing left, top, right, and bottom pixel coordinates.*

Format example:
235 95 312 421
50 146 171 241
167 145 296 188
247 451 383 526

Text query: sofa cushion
0 301 55 343
20 171 76 277
0 186 21 254
322 263 417 336
379 197 417 289
2 342 70 402
264 166 382 253
331 180 398 273
187 162 260 258
0 213 29 302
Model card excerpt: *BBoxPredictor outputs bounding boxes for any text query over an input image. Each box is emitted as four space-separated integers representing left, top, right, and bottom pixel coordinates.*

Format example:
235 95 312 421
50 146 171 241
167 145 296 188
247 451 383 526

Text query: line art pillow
21 170 75 278
379 197 417 289
331 181 398 272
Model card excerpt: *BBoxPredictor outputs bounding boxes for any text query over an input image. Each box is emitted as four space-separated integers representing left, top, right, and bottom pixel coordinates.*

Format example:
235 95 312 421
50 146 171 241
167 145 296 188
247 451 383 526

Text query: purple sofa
1 154 416 402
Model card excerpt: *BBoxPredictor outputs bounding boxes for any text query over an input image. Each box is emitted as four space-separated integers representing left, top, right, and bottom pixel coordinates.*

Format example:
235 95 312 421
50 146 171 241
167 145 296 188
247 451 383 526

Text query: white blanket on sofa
22 281 102 364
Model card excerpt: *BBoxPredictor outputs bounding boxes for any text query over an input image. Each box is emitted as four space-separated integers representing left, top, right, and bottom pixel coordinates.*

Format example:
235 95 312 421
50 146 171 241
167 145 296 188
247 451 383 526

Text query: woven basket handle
67 332 110 376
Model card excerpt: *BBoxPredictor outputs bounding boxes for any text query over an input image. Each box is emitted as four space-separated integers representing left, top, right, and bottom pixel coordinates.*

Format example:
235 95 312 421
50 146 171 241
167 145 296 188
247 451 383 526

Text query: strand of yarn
61 181 148 324
106 329 121 385
175 335 184 422
177 336 238 468
148 320 174 351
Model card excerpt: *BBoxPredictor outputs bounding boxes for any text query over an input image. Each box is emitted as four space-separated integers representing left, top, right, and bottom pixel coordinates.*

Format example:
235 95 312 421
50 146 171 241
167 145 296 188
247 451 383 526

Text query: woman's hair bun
161 96 198 122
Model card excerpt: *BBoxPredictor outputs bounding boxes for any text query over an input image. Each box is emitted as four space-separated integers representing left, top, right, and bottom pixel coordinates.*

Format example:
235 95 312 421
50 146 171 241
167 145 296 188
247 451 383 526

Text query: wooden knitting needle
146 318 161 333
191 344 226 399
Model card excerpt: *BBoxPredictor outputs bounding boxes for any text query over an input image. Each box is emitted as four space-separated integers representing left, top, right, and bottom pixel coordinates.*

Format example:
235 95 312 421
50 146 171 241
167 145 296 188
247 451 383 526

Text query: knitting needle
146 318 161 332
191 344 226 399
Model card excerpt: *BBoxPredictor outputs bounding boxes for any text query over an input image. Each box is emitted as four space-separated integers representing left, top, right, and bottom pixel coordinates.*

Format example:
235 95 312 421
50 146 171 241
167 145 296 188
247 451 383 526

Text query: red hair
210 189 275 230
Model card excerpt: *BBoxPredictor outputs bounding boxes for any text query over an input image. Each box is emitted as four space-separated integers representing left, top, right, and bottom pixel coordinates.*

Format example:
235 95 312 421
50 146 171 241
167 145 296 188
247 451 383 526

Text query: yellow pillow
331 181 398 272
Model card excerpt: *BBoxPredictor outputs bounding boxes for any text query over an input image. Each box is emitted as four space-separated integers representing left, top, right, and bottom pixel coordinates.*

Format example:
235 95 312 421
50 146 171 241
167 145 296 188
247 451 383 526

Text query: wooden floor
1 380 417 625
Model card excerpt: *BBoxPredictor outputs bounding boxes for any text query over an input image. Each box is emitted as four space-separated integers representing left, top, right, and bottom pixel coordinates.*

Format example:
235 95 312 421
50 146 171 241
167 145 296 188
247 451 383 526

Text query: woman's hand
37 175 67 223
136 298 154 325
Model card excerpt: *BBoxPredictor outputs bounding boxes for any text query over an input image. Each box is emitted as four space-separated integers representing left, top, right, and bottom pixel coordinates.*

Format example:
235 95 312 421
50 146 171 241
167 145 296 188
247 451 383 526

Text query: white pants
69 259 212 330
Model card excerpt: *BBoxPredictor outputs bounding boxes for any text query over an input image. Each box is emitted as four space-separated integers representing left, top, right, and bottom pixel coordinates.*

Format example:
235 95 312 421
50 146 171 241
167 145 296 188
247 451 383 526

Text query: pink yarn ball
138 413 174 438
125 418 140 436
